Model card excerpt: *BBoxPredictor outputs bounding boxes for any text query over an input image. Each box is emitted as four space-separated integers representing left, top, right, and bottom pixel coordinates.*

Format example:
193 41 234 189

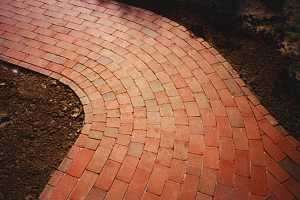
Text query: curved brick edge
0 0 300 199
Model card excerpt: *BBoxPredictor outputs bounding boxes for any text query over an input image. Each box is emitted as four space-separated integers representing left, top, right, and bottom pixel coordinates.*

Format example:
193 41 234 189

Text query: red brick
262 135 285 161
196 192 213 200
147 165 169 195
194 93 210 109
124 169 150 200
219 137 234 161
224 79 244 96
266 155 289 183
198 168 217 195
216 117 233 138
235 150 250 177
161 181 180 200
259 119 284 144
226 107 244 128
204 127 219 147
3 49 26 60
234 96 253 117
168 159 186 183
105 180 128 200
204 147 219 169
185 101 200 116
211 100 226 117
128 142 144 158
48 170 63 186
75 134 99 150
251 165 267 196
189 135 205 155
267 172 294 200
144 137 160 153
160 131 175 149
179 174 199 200
213 184 234 200
23 55 49 68
157 148 173 167
172 74 187 88
117 156 139 183
174 140 188 160
189 116 204 134
186 153 203 176
249 140 266 166
233 128 248 150
138 151 156 172
200 109 216 127
40 44 64 55
87 146 111 173
67 148 94 177
100 137 116 149
39 185 53 200
70 170 98 199
284 178 300 199
218 160 234 186
178 87 194 102
174 125 189 142
44 53 66 64
109 144 127 163
50 174 78 199
95 160 121 191
140 192 160 200
244 117 260 140
200 49 218 65
219 89 236 107
209 73 226 90
86 187 106 200
202 82 219 100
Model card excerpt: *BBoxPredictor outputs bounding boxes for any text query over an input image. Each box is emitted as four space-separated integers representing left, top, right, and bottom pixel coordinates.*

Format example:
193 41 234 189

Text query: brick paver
0 0 299 199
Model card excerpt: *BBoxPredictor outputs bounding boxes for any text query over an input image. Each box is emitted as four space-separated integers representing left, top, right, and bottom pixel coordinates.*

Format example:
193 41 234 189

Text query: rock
71 107 82 118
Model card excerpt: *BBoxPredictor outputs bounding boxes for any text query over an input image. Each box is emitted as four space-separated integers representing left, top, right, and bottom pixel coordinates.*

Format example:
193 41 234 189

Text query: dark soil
118 0 300 140
0 61 84 200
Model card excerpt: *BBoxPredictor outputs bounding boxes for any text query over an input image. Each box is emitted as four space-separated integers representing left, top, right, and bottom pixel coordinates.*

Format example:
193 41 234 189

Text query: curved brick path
0 0 300 199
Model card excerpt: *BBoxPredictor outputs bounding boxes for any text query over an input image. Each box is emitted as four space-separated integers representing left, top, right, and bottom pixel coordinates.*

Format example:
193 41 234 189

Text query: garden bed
0 61 84 199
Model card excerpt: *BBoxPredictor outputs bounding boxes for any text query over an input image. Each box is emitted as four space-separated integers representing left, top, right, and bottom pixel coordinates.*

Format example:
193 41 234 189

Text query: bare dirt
0 61 84 200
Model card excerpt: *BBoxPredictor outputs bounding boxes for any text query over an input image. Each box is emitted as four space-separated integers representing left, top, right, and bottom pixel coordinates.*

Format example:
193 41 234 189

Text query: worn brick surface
1 1 299 199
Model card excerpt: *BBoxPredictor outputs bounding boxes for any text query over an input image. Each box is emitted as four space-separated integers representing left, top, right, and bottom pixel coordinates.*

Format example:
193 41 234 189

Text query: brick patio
0 0 299 199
